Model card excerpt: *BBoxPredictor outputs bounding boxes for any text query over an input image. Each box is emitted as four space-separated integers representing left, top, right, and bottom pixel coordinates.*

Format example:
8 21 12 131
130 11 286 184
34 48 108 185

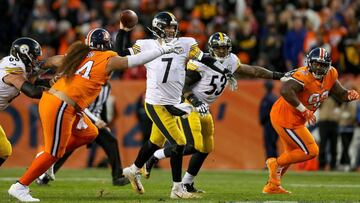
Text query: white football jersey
129 37 202 105
188 53 240 105
0 56 26 110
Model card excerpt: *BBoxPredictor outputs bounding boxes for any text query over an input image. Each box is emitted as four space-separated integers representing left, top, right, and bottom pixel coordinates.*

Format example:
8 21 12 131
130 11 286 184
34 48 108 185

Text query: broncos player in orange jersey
8 28 180 202
263 47 359 194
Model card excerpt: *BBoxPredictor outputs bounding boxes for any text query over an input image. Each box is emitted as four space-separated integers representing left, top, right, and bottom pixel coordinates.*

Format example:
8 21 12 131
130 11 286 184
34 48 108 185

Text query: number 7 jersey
270 66 338 128
129 37 202 105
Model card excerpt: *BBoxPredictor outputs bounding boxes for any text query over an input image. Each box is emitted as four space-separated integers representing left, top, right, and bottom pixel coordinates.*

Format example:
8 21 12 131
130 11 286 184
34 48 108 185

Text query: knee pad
0 139 12 158
171 144 185 156
307 143 319 158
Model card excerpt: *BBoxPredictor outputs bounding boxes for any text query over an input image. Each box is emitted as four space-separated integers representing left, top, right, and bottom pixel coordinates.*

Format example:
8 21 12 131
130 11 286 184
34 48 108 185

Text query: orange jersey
271 66 338 128
52 50 117 109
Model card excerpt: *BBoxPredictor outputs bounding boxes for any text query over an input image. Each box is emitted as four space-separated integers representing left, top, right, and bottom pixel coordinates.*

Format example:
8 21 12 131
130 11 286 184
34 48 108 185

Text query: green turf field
1 168 359 202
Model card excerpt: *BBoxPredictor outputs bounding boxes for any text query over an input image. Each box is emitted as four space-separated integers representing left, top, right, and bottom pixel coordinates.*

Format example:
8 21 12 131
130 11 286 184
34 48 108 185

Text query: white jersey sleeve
0 56 26 110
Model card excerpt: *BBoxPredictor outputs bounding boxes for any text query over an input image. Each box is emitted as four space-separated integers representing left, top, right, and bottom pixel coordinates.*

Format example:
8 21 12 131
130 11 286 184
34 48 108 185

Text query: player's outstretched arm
330 80 359 102
106 40 179 72
237 64 284 80
3 73 46 99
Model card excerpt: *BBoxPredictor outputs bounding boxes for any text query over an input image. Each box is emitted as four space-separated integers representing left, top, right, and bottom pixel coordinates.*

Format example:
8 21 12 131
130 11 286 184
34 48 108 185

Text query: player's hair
60 41 90 81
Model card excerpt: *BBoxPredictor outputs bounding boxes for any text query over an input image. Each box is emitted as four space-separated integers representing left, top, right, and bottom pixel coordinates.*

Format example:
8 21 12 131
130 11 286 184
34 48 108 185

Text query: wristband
296 103 306 112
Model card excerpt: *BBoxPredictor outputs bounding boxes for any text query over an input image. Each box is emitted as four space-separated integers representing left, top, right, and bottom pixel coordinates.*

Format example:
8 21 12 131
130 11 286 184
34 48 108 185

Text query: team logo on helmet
19 44 29 54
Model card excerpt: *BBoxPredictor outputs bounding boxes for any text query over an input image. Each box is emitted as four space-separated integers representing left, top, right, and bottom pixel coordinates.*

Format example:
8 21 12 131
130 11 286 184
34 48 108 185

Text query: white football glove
224 70 237 91
194 103 209 117
159 39 181 54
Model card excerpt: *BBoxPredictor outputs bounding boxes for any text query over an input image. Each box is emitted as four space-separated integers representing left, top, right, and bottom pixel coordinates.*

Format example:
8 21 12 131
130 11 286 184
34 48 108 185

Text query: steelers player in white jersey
143 32 285 192
115 12 236 199
0 37 49 167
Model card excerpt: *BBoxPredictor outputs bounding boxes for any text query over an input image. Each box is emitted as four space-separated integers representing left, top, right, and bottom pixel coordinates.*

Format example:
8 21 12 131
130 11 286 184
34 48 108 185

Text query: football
120 10 138 29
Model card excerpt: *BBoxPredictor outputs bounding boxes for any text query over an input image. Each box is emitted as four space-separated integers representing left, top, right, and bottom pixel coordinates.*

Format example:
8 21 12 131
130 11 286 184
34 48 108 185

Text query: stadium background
0 0 359 170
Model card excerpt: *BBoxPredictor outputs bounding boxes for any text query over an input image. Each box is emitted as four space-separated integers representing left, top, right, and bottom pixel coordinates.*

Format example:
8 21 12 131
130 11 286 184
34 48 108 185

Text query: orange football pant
19 92 98 186
271 121 319 167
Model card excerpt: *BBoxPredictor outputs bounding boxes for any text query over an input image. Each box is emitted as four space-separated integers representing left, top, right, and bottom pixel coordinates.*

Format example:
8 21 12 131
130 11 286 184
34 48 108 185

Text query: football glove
347 90 359 101
188 94 209 117
302 109 316 126
224 69 237 91
159 39 181 54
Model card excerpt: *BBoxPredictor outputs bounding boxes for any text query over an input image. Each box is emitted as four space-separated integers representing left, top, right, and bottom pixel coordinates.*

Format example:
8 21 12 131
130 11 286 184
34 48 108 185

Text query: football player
36 82 130 186
8 28 179 202
116 12 236 199
0 37 48 168
143 32 284 192
263 47 359 194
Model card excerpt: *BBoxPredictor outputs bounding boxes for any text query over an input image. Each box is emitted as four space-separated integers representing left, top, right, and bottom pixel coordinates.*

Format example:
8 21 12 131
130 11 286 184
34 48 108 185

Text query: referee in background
36 82 129 186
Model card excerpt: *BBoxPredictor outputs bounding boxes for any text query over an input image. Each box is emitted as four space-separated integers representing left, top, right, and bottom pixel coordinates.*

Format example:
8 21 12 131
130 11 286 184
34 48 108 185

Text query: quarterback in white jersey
129 37 201 105
118 12 236 199
144 32 285 193
0 37 46 168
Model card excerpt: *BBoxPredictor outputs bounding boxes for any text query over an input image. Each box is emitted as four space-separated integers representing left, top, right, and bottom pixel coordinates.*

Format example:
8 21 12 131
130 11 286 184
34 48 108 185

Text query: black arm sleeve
114 29 131 56
183 70 202 107
198 54 225 75
183 70 201 97
20 81 46 99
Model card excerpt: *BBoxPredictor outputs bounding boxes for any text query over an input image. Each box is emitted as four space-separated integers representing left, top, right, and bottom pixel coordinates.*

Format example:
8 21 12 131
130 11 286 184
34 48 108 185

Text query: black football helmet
306 47 331 80
85 28 112 51
149 12 178 42
10 37 42 73
208 32 232 62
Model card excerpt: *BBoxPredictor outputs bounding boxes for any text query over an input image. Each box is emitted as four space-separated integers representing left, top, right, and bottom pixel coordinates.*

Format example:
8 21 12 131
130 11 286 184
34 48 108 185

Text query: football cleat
262 182 291 194
184 183 205 193
36 174 50 186
112 176 130 186
8 182 40 202
143 155 159 179
266 157 280 186
170 183 198 199
123 167 145 194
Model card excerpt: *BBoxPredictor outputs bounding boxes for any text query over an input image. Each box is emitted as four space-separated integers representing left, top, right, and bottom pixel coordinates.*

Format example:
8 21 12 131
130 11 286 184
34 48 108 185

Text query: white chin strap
312 72 323 80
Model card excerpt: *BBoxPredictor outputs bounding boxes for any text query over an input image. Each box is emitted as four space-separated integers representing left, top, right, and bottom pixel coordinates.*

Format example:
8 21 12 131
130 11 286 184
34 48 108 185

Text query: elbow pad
20 81 45 99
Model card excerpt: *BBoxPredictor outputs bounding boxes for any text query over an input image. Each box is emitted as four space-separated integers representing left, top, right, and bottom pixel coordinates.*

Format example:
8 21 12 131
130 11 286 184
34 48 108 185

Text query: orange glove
302 109 316 126
348 90 359 101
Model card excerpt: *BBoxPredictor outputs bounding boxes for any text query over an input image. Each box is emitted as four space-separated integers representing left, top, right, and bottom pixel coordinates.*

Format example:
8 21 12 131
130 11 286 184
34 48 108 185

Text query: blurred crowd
0 0 359 78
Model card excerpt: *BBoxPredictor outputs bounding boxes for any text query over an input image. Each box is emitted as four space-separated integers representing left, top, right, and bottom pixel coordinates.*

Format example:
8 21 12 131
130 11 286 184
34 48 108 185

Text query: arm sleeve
183 69 201 98
198 54 226 75
20 81 46 99
114 29 131 56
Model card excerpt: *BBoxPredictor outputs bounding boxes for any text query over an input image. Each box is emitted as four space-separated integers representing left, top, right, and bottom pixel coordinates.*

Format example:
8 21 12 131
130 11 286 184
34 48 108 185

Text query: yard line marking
0 177 110 181
289 183 360 188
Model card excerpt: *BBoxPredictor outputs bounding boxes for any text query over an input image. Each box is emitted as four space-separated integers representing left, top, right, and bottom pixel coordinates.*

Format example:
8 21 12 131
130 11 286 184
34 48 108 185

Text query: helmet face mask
10 37 42 76
306 47 331 80
150 12 178 42
309 61 330 79
85 28 112 51
208 32 232 63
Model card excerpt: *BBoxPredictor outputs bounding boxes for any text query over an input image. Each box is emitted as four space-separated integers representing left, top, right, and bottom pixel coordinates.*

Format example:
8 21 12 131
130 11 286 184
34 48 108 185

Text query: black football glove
187 94 209 117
